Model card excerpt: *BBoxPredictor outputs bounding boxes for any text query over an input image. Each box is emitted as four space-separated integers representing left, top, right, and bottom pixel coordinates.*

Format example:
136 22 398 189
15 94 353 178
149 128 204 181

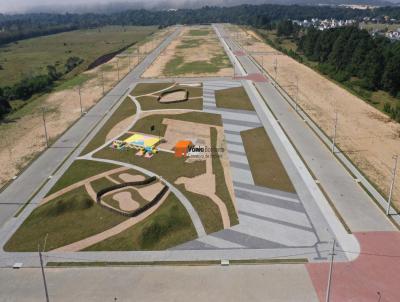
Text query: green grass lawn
84 192 197 251
188 29 212 36
211 128 238 226
135 84 203 111
47 160 120 196
241 127 295 193
177 38 203 49
4 186 127 252
130 111 222 137
176 184 223 234
215 87 254 111
163 54 231 76
130 82 173 96
0 26 157 86
80 97 136 155
90 177 116 193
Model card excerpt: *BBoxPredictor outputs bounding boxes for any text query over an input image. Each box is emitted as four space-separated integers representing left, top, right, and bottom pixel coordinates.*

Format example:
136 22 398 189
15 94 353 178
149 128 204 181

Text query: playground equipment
111 133 161 158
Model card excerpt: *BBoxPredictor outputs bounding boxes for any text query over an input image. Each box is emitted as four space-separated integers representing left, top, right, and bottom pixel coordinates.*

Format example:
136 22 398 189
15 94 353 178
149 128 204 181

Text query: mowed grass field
241 127 295 193
0 26 157 86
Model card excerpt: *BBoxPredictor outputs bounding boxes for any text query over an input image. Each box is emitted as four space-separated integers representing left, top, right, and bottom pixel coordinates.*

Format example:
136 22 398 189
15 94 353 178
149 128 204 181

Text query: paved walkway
174 81 334 260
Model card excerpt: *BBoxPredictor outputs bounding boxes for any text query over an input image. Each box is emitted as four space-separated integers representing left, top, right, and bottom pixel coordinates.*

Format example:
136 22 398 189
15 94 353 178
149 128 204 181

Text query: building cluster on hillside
293 18 356 30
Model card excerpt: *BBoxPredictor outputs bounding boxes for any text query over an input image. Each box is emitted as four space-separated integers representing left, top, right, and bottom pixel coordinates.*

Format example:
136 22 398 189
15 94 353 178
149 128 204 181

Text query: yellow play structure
111 133 161 158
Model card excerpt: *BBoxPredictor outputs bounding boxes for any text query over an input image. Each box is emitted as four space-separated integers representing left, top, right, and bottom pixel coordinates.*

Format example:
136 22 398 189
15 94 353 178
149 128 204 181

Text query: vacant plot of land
215 87 254 111
85 192 197 251
0 26 157 86
4 186 127 252
241 127 295 193
142 26 232 78
0 27 171 189
232 26 400 207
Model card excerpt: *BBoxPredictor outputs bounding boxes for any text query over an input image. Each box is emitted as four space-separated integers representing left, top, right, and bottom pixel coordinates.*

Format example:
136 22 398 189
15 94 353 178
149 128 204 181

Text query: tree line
0 56 83 117
2 5 400 46
296 26 400 121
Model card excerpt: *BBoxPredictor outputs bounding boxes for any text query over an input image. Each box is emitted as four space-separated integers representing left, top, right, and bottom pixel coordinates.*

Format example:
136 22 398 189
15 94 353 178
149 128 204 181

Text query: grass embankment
211 127 238 226
85 192 197 250
0 26 157 86
4 186 127 252
241 127 295 193
47 160 120 196
80 97 136 155
135 83 203 111
255 28 400 119
215 87 254 111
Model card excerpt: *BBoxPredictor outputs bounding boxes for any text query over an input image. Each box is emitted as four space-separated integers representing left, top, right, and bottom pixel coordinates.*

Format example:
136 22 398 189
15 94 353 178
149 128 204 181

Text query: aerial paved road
0 27 182 228
214 24 395 233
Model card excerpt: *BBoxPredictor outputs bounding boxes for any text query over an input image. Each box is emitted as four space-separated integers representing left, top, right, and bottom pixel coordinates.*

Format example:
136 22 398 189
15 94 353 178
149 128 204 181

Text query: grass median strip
215 87 254 111
241 127 295 193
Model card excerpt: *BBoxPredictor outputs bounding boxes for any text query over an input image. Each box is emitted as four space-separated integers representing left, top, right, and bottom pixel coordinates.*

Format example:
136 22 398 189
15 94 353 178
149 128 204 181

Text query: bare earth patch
232 26 400 206
142 26 232 78
159 91 187 103
0 27 172 189
118 173 146 183
112 191 140 212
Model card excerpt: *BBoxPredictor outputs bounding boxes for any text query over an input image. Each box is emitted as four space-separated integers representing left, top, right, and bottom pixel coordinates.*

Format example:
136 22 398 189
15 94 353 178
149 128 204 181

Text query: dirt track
234 26 400 207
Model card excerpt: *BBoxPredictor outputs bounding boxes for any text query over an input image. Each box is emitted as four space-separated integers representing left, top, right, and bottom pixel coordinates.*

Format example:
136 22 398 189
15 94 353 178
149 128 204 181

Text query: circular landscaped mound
158 89 189 104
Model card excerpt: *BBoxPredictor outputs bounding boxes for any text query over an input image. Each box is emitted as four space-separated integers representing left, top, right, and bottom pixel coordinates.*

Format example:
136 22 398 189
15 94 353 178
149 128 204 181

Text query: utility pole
295 75 299 112
78 85 83 116
331 111 338 154
325 239 336 302
38 244 50 302
101 71 105 96
128 55 131 71
41 107 49 148
273 57 278 83
116 59 120 82
386 154 398 215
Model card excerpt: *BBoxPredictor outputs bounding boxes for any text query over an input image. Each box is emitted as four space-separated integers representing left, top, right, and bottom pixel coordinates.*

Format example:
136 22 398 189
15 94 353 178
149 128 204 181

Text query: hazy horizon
0 0 398 14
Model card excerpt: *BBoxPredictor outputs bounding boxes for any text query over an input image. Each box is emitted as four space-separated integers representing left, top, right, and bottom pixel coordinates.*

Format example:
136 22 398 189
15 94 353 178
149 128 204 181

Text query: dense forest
297 26 400 121
2 5 400 46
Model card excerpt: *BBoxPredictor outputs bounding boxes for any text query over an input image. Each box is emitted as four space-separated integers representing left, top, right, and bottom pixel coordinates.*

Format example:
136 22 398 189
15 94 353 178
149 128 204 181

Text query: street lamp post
386 154 398 215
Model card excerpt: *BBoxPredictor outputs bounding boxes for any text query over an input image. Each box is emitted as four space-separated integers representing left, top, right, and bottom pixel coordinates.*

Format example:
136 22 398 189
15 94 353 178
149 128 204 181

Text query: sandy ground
159 91 187 103
230 26 400 208
137 182 165 201
112 191 140 212
159 118 210 151
142 26 233 78
0 27 172 190
118 173 146 182
166 119 231 228
105 114 135 141
51 190 170 252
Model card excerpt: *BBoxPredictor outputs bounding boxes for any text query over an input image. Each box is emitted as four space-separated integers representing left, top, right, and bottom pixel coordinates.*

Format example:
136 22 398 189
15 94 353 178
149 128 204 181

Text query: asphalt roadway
0 27 181 228
214 24 395 233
